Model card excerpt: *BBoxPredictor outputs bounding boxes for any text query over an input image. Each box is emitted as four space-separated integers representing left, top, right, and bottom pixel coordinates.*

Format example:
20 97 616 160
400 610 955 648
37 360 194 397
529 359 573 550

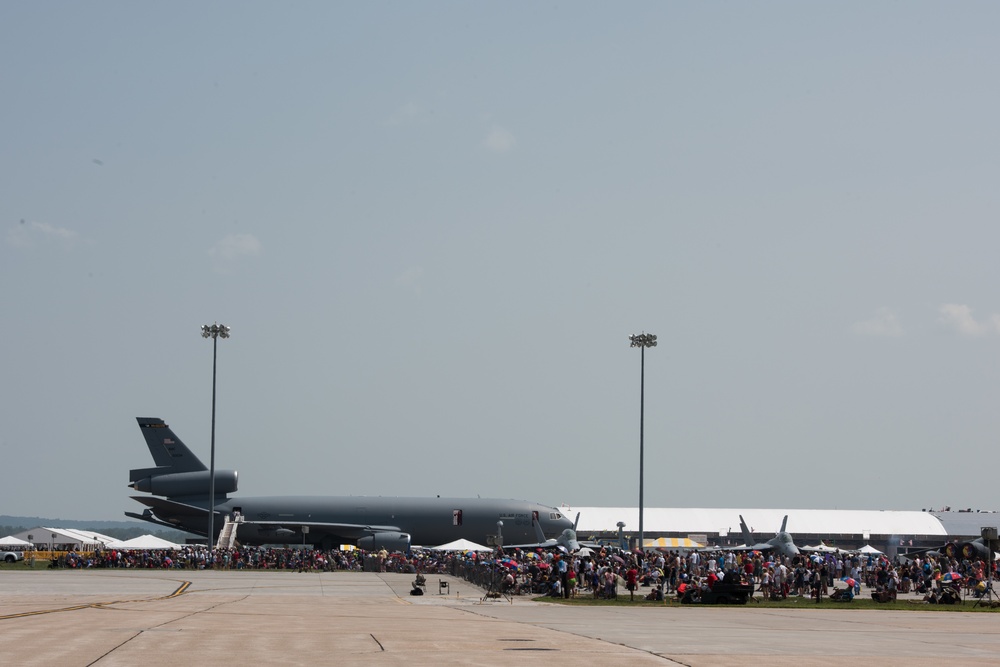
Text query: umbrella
941 572 963 583
841 577 857 588
611 554 626 565
577 546 596 557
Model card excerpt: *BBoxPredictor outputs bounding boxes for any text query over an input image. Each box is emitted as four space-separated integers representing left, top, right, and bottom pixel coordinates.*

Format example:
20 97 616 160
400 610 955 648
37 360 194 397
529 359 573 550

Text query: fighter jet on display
734 514 801 559
126 418 573 550
506 512 599 553
905 537 996 561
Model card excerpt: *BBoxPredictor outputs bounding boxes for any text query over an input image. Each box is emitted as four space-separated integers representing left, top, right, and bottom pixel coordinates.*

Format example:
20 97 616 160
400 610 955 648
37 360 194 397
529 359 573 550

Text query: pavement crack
89 593 249 665
85 631 143 667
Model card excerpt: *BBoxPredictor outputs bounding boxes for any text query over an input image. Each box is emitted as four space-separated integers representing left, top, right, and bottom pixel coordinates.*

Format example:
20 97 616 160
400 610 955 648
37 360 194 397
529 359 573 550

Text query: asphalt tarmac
2 570 1000 666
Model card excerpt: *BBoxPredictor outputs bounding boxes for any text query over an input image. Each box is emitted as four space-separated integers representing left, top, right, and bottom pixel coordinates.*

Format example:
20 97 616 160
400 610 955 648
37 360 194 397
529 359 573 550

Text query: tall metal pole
202 323 230 550
639 342 645 550
629 332 656 553
209 333 218 548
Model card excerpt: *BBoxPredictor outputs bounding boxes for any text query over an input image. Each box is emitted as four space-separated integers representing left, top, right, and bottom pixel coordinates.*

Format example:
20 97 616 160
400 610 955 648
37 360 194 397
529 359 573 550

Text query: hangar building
568 507 999 553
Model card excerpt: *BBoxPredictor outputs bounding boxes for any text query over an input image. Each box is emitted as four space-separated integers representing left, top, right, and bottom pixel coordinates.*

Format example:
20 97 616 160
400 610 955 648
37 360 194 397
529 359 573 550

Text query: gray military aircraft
507 512 599 553
906 537 995 561
735 514 801 559
126 418 573 551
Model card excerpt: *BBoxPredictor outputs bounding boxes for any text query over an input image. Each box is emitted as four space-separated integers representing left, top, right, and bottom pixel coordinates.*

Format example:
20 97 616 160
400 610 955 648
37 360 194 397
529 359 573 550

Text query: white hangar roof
566 507 949 538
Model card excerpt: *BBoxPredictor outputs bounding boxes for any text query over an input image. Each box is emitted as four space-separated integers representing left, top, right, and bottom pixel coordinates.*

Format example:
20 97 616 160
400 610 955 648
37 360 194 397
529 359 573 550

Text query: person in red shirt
626 565 639 600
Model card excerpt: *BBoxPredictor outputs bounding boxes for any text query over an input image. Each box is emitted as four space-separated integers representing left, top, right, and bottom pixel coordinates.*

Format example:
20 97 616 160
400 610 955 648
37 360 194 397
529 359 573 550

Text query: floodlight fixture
629 333 657 348
202 323 230 339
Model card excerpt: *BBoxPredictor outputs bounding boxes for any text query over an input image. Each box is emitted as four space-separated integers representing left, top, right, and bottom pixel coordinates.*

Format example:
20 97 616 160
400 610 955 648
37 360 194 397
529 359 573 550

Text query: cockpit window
550 513 562 520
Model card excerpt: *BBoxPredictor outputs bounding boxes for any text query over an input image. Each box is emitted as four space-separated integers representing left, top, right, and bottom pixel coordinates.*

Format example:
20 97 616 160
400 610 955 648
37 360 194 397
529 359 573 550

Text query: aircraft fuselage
159 494 571 548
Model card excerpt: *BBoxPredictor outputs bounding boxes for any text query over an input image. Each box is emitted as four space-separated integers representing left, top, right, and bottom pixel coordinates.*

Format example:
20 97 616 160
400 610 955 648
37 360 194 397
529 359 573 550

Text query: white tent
0 535 33 548
858 544 884 555
105 535 183 550
8 527 117 551
427 538 493 552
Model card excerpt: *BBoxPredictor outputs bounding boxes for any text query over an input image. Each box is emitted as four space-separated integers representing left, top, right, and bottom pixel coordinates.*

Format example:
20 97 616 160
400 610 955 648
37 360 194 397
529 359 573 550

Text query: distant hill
0 515 195 543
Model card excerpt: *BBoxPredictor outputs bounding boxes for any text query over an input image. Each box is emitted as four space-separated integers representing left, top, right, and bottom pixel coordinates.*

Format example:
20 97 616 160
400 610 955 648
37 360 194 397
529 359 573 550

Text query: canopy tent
0 535 33 548
426 538 493 552
858 544 884 555
105 535 183 550
7 527 117 551
643 536 704 549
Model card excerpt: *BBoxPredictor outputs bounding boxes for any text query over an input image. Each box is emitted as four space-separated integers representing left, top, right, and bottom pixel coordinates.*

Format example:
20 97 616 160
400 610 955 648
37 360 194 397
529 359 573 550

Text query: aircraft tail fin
130 417 207 482
739 515 753 545
533 515 547 543
780 515 788 534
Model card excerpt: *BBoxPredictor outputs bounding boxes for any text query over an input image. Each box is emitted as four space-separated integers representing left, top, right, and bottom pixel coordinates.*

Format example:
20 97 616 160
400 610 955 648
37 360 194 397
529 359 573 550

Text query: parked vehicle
681 580 754 605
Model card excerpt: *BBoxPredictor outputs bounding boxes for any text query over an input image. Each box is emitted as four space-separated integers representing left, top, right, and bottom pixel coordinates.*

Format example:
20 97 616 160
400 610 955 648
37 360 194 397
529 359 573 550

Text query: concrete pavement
2 570 999 666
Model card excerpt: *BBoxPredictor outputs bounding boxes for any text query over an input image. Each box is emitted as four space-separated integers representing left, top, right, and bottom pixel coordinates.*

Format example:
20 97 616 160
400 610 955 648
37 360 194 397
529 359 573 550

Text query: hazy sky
3 2 1000 521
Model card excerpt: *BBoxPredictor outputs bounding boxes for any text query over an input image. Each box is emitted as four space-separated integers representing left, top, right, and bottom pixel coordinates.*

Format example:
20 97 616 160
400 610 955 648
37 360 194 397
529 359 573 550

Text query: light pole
201 323 231 549
629 332 656 553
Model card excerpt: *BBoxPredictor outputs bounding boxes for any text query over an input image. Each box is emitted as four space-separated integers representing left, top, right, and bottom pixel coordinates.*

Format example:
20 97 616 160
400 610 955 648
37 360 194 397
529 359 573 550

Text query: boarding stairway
215 513 244 549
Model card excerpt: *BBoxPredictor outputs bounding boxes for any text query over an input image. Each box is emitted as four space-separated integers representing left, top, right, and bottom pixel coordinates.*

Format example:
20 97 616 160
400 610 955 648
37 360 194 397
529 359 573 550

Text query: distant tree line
1 525 25 538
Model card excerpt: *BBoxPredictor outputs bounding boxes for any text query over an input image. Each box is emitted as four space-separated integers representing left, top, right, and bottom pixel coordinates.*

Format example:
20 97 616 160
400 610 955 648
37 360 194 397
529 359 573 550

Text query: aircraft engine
960 541 987 560
357 532 411 552
943 542 962 559
131 470 238 497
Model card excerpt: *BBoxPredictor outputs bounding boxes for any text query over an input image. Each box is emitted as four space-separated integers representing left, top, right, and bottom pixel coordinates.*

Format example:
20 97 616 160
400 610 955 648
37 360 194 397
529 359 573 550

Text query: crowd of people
448 545 998 604
55 545 372 571
43 542 997 605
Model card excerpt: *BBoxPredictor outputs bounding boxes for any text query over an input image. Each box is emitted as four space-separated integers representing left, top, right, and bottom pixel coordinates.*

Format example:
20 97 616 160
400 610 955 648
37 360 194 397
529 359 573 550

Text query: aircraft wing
577 540 604 549
505 535 603 552
244 520 402 539
131 497 402 539
799 545 839 553
507 538 560 550
125 510 194 532
131 495 216 518
730 543 775 552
